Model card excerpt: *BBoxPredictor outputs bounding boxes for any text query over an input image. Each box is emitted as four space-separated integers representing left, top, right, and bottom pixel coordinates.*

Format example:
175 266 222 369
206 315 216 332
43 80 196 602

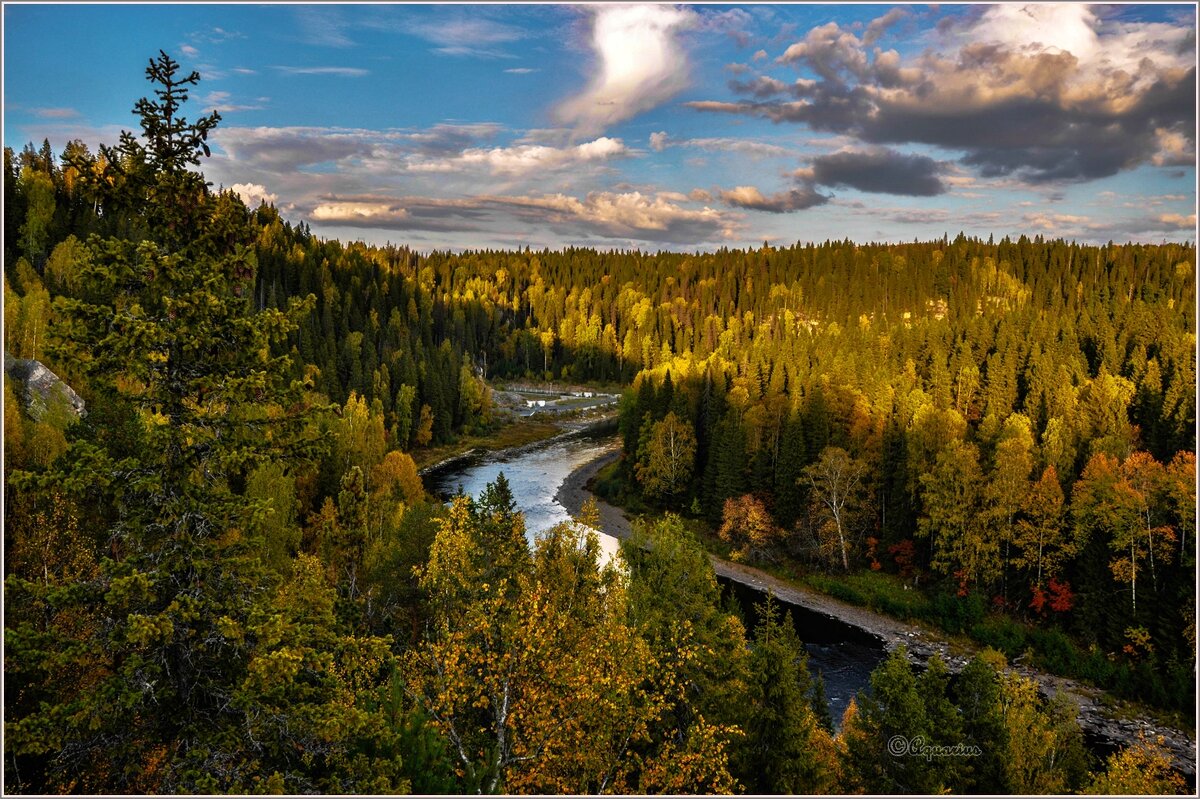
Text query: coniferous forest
3 53 1195 795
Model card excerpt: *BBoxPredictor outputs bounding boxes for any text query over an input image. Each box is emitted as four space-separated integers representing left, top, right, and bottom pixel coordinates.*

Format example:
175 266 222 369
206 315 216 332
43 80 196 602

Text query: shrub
970 616 1027 656
927 591 985 634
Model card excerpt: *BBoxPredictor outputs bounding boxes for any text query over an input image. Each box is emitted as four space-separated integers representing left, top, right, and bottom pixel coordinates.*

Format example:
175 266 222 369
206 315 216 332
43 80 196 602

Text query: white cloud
949 5 1195 91
405 16 524 45
29 107 79 119
188 26 244 45
1022 212 1106 232
180 44 200 58
433 46 517 59
296 7 354 48
556 5 697 136
272 66 370 77
406 137 629 176
504 67 537 74
489 190 738 240
231 183 278 207
719 184 829 212
965 6 1098 61
1160 212 1197 228
199 91 264 113
1152 127 1196 167
650 133 793 158
301 190 741 245
400 15 526 58
311 202 408 223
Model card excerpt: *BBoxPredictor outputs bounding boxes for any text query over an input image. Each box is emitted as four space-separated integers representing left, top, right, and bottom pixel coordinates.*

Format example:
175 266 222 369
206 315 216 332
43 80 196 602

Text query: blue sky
4 3 1196 251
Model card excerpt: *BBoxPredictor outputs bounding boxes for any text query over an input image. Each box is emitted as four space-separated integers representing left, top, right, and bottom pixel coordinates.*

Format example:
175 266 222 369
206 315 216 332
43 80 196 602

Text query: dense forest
3 53 1194 794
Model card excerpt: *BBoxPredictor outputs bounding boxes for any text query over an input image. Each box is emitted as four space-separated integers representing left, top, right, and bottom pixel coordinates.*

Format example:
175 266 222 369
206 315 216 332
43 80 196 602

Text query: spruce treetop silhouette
84 50 221 246
132 50 219 169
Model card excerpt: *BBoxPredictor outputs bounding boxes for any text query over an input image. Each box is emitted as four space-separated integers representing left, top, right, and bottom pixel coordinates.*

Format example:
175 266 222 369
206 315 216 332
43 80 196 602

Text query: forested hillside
599 236 1197 715
3 52 1194 794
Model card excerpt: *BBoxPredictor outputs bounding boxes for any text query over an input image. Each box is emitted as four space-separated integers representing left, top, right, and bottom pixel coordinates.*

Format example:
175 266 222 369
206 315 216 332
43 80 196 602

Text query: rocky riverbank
555 446 1197 779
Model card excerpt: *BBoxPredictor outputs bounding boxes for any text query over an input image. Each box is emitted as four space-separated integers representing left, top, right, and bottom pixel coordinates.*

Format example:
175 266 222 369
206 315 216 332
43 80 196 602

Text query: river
423 429 624 565
424 429 1196 779
424 429 886 729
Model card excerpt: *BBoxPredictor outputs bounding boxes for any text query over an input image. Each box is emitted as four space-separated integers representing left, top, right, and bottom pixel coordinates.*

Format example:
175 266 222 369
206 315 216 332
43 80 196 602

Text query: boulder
4 352 86 421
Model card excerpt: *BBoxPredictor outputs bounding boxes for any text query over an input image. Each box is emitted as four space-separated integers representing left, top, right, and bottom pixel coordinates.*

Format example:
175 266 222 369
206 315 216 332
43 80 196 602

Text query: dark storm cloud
859 54 1197 184
806 147 946 196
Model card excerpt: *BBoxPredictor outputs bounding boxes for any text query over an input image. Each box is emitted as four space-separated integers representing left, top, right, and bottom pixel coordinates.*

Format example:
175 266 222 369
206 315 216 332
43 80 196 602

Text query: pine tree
740 596 834 793
5 53 329 792
844 647 937 793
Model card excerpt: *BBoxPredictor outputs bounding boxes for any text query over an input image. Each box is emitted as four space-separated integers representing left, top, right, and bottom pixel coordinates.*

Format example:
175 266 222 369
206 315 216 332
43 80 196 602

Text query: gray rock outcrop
4 352 86 421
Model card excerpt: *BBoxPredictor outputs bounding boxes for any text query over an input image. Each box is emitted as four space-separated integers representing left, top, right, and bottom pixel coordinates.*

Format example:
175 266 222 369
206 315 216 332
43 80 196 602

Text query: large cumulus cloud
687 5 1196 184
800 147 946 196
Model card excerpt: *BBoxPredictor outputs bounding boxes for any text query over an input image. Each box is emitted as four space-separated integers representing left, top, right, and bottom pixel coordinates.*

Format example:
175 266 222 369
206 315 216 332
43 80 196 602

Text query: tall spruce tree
3 52 376 792
739 596 834 794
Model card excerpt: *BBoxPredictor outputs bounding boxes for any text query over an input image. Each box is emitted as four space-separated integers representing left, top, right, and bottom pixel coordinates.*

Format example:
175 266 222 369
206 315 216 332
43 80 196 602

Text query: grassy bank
804 570 1193 729
412 418 565 471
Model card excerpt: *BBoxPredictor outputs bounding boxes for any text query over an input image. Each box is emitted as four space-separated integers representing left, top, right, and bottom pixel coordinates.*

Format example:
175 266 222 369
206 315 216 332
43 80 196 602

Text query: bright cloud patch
407 137 629 176
303 190 740 245
719 185 828 213
1160 212 1197 229
557 4 697 136
488 190 737 241
311 201 407 223
231 183 278 207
